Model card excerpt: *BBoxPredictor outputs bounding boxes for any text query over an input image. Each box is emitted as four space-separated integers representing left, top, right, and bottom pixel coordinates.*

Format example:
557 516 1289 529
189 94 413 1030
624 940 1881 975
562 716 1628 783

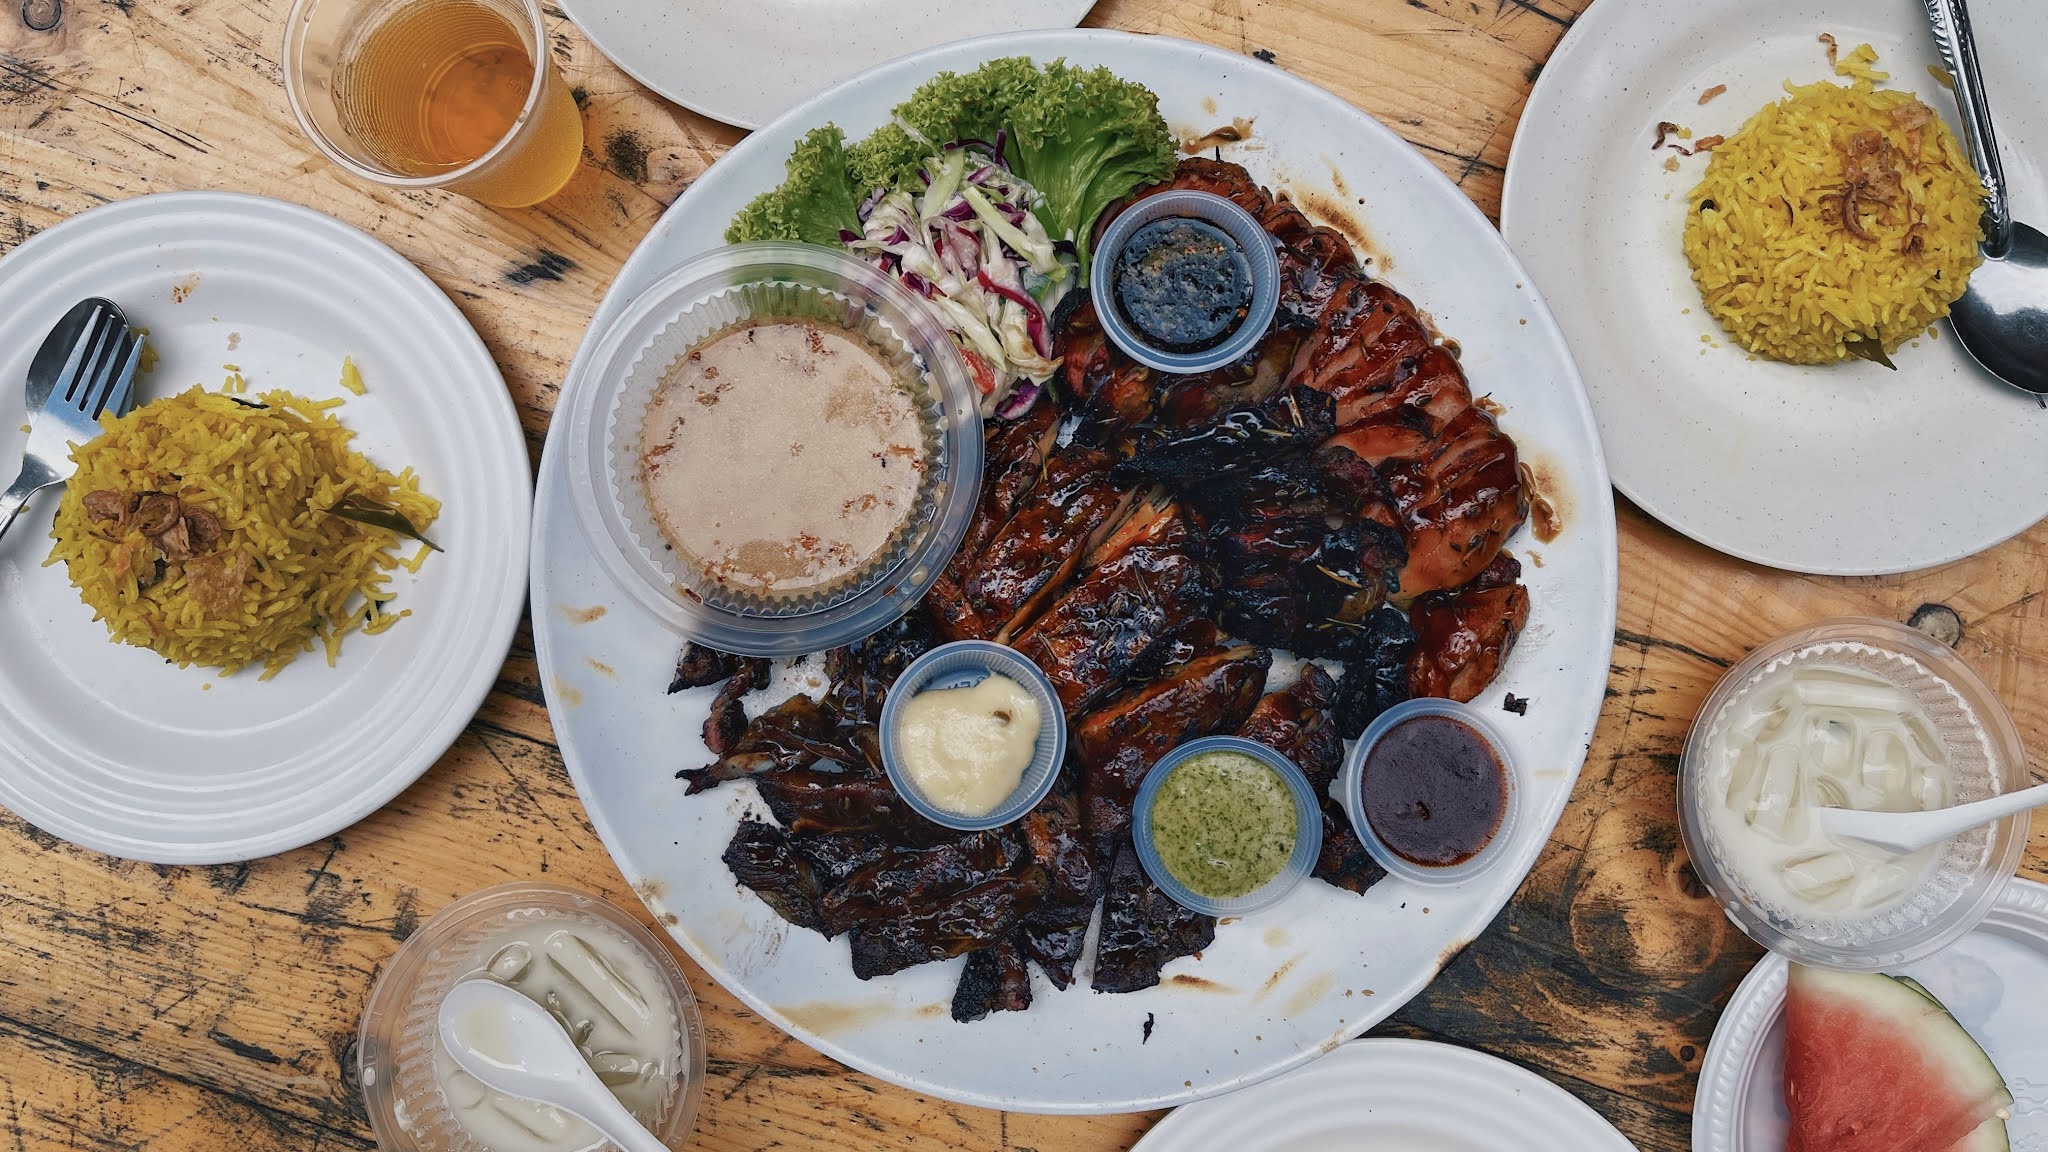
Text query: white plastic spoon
1818 782 2048 854
437 978 670 1152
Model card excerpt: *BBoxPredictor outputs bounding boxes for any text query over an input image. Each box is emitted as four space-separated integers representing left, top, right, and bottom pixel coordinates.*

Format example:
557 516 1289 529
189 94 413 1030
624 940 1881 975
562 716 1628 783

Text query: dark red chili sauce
1359 714 1506 867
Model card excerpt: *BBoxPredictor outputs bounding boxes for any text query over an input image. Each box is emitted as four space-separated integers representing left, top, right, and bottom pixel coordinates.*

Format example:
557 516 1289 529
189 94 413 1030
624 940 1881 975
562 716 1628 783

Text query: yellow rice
46 386 439 679
1682 45 1984 364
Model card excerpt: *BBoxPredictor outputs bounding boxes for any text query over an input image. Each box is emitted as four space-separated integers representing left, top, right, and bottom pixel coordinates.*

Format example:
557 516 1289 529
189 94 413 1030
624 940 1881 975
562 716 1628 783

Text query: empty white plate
558 0 1099 129
1131 1038 1638 1152
0 192 530 864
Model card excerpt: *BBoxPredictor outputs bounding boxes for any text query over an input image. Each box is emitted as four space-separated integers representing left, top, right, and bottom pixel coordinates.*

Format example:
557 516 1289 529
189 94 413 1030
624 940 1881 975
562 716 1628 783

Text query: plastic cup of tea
283 0 584 208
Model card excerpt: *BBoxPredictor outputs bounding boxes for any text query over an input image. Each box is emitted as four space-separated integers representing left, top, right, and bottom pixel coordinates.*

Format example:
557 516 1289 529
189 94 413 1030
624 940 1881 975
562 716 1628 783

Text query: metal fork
0 299 144 544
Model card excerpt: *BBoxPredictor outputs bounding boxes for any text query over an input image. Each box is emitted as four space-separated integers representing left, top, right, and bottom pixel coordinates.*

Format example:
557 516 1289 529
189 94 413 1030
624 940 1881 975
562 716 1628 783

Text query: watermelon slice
1784 964 2012 1152
1887 977 2012 1152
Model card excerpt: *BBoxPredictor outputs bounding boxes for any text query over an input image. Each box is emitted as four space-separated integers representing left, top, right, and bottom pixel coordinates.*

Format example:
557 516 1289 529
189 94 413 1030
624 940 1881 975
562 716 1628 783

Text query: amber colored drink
326 0 581 207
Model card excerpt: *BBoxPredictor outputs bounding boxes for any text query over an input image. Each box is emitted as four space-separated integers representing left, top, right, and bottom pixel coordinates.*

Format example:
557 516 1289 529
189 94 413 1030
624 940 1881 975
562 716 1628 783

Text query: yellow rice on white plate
1682 42 1986 365
46 383 439 679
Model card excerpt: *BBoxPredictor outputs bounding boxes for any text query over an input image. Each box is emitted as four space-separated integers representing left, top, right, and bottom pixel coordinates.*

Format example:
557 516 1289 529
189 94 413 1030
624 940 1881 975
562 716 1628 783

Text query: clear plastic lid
357 881 706 1152
1087 189 1282 374
879 640 1066 831
563 241 984 656
1133 735 1323 917
1678 617 2029 970
1339 698 1523 887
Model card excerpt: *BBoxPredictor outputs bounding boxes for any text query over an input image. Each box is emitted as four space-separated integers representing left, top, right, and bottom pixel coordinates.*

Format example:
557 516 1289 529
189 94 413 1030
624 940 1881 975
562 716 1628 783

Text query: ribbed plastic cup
1133 735 1322 917
1087 189 1282 374
1339 698 1522 888
879 641 1066 831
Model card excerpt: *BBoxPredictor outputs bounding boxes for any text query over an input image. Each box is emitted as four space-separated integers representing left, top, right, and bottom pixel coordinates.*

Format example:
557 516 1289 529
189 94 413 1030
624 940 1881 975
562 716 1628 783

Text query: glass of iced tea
283 0 582 207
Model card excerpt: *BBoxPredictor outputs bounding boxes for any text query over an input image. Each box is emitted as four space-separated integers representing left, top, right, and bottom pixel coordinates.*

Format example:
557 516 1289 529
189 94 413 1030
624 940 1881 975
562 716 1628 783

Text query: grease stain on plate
1254 952 1308 1002
780 998 900 1036
1167 974 1238 994
1283 973 1336 1017
559 603 608 625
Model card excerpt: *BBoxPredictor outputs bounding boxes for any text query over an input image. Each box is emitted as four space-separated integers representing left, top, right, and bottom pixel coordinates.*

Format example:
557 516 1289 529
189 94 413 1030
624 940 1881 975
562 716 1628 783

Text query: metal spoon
1925 0 2048 395
0 298 143 543
437 979 671 1152
1818 780 2048 854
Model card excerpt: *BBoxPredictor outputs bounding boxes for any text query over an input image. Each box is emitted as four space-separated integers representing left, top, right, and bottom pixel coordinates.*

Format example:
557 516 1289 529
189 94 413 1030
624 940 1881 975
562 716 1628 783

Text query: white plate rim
555 0 1097 130
0 190 532 864
1692 876 2048 1152
1499 0 2048 577
531 27 1619 1113
1131 1037 1639 1151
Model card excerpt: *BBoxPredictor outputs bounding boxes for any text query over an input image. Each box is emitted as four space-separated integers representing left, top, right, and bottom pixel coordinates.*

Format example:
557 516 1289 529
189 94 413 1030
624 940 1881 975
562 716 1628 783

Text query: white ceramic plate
1133 1038 1637 1152
1694 877 2048 1152
0 192 530 864
1502 0 2048 576
532 30 1618 1113
556 0 1097 129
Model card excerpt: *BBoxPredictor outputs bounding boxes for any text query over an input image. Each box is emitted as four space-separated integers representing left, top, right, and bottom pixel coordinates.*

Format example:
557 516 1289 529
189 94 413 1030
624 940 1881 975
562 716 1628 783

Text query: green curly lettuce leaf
723 58 1175 271
723 125 862 245
1006 60 1177 272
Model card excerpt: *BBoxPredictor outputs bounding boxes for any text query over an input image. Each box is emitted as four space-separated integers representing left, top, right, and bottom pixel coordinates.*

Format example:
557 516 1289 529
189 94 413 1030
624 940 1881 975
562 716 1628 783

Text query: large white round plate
1133 1038 1637 1151
0 192 530 864
1502 0 2048 576
1694 877 2048 1152
532 30 1618 1113
557 0 1097 129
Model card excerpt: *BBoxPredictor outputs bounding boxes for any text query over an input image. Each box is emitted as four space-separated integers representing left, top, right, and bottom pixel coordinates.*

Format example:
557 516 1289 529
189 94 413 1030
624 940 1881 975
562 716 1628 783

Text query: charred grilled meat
1328 604 1419 739
935 445 1134 642
847 866 1048 980
1058 299 1161 442
819 828 1030 937
669 642 753 693
686 154 1542 1021
1293 275 1528 596
1010 495 1216 714
1407 552 1531 702
1236 666 1385 895
723 820 830 935
1075 640 1271 863
1117 389 1406 654
952 935 1034 1022
1094 841 1216 994
703 657 772 755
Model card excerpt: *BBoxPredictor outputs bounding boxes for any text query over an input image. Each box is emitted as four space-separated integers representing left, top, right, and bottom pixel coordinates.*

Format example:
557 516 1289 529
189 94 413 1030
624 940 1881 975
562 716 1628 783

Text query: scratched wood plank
3 0 2045 1150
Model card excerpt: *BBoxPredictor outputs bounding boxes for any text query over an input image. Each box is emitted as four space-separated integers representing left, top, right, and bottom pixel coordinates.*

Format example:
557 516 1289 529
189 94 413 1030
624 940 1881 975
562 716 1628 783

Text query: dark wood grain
3 0 2045 1149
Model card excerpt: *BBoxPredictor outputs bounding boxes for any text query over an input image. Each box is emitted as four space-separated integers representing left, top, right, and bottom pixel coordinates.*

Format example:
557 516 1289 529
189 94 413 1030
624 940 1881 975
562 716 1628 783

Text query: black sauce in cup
1111 216 1254 354
1359 713 1508 867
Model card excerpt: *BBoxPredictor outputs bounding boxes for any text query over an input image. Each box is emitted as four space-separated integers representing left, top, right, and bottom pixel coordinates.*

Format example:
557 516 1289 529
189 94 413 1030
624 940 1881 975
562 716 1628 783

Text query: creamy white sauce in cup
893 673 1042 817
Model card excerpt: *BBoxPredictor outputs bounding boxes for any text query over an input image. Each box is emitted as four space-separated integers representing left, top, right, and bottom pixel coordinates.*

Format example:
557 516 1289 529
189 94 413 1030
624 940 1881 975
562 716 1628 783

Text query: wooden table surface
2 0 2044 1148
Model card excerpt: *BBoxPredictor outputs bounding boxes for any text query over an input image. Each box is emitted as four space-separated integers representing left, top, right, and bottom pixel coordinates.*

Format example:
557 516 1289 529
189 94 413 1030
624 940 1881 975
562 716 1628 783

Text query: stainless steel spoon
1925 0 2048 395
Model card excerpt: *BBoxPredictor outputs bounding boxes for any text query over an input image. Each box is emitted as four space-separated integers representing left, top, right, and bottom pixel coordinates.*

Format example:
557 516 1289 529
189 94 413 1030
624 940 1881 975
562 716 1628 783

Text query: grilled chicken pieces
675 155 1540 1020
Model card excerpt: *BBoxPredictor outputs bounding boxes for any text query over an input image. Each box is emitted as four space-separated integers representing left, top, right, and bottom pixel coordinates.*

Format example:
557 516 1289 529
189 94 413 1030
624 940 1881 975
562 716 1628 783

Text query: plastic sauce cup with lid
356 881 707 1152
1088 189 1282 374
1133 735 1323 917
1341 698 1522 887
880 640 1067 831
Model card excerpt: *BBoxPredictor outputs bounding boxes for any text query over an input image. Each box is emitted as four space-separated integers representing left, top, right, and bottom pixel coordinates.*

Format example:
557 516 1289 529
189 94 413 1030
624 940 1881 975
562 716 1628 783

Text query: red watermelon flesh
1783 964 2012 1152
